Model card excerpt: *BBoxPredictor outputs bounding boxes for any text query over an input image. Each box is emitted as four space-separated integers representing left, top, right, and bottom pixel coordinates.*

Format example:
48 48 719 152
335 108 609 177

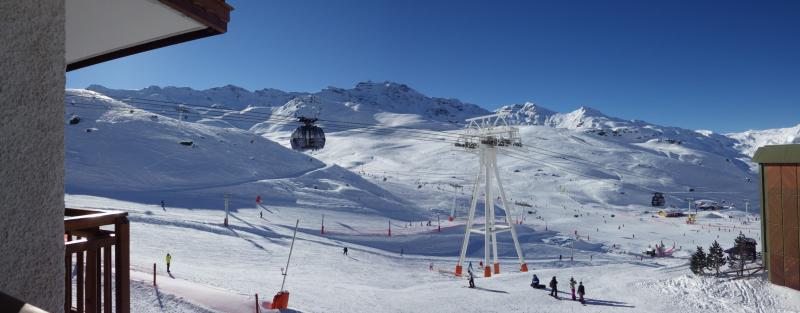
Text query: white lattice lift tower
453 112 528 278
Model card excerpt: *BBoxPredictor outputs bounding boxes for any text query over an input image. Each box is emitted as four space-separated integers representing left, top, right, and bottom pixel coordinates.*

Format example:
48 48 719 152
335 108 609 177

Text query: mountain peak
497 101 557 125
572 105 607 118
352 80 418 95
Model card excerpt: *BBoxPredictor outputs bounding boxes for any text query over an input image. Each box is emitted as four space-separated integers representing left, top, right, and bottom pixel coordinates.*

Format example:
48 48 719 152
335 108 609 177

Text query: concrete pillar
0 1 66 311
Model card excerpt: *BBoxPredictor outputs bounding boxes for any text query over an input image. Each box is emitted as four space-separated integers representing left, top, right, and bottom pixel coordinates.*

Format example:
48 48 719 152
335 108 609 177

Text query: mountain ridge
83 81 795 158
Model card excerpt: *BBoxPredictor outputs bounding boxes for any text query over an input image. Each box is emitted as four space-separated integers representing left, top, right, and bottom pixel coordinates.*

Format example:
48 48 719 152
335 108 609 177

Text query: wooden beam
65 211 127 231
116 218 131 313
104 246 112 313
65 235 73 313
77 251 84 313
86 248 98 313
66 235 117 254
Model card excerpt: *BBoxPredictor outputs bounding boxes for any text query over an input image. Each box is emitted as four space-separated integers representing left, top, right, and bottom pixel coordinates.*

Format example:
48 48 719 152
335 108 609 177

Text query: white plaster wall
0 1 66 311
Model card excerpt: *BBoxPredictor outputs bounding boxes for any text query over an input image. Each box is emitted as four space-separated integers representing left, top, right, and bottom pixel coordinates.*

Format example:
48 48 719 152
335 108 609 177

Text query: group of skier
532 274 586 304
463 262 587 305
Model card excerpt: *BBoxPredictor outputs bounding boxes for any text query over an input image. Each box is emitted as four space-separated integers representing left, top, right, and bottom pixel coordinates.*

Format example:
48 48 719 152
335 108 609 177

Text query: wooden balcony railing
65 208 129 313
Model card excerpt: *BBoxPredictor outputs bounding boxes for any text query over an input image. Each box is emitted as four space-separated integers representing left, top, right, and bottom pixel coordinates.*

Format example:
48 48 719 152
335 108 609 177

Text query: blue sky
67 0 800 133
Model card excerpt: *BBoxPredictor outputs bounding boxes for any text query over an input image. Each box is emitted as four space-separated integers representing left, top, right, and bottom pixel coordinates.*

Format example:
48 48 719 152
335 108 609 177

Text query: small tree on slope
690 246 707 275
732 232 750 276
706 240 726 276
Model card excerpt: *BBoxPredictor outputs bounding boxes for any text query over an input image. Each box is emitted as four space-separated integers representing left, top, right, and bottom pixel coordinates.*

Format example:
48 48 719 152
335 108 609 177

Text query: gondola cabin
290 117 326 151
651 192 665 207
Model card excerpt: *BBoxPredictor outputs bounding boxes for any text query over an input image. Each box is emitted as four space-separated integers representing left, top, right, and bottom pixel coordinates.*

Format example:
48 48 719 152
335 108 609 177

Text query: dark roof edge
158 0 233 33
66 0 232 72
67 28 219 72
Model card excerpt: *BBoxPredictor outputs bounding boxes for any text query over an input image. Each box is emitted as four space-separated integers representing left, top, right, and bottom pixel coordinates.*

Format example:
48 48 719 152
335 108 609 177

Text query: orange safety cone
270 291 289 309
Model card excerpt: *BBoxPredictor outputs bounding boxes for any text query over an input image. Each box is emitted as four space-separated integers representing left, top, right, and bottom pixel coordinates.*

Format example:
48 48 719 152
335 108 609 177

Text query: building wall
764 164 800 290
0 1 65 311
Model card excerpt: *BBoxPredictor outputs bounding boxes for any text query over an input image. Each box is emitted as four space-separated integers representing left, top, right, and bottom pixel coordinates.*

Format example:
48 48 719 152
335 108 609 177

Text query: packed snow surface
63 82 800 312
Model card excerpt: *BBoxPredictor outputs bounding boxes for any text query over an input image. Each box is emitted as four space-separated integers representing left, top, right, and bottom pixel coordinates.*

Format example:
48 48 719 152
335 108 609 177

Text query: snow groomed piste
62 83 800 312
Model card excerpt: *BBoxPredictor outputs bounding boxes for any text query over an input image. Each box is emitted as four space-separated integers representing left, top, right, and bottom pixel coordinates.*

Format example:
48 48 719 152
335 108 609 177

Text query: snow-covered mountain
498 102 754 172
62 82 800 313
64 89 422 219
727 124 800 157
68 81 788 215
87 81 490 134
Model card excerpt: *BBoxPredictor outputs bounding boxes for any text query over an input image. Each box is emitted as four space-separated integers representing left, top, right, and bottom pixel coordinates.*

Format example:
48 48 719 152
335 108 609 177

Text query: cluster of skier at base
464 261 586 305
532 274 585 304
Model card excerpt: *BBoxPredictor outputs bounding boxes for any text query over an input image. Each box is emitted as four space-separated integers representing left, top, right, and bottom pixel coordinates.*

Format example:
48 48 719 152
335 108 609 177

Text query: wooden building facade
754 144 800 291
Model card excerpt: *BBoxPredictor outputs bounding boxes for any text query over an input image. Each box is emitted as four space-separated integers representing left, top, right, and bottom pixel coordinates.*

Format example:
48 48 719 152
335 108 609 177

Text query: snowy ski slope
62 82 800 312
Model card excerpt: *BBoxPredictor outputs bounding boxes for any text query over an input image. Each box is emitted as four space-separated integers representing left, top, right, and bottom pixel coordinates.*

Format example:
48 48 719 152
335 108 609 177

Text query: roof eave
753 144 800 164
66 0 232 72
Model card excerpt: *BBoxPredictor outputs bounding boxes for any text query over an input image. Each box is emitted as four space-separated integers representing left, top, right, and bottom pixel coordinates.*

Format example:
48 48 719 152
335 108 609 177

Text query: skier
467 264 476 288
530 274 540 288
260 211 263 219
343 247 348 256
569 277 577 300
559 254 562 261
161 200 165 211
165 253 172 273
577 281 585 304
549 276 558 298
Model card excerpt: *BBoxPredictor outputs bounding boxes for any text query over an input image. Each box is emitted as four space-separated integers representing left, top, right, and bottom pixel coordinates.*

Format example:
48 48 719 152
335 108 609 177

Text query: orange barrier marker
454 265 463 277
493 262 500 274
270 291 289 309
484 266 491 277
520 263 529 272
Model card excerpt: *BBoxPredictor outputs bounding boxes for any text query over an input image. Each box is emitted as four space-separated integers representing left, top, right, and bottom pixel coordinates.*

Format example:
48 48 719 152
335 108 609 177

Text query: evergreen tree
690 246 707 275
706 240 726 275
733 232 751 276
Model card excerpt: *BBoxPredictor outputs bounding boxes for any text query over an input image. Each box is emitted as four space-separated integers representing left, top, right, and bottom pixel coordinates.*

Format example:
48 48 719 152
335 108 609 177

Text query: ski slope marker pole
224 193 230 227
153 263 156 286
280 219 299 292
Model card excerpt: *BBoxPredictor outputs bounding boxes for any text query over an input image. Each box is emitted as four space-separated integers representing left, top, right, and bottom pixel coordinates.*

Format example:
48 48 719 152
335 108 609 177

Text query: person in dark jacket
467 266 476 288
343 247 348 255
578 281 585 304
549 276 558 298
531 274 540 288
